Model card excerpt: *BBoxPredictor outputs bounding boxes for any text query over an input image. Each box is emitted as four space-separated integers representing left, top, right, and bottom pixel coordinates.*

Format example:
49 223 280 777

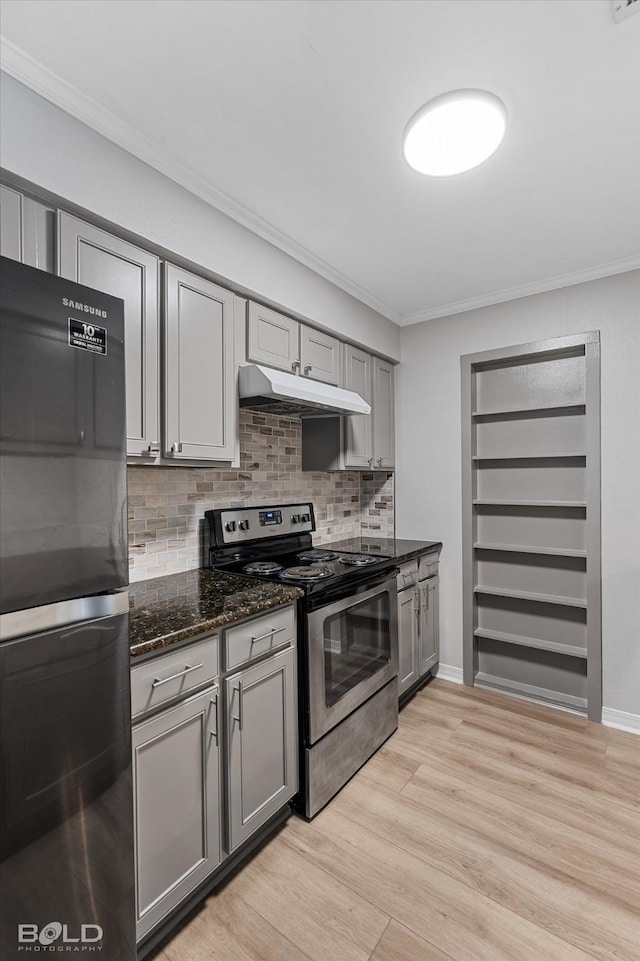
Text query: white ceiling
1 0 639 324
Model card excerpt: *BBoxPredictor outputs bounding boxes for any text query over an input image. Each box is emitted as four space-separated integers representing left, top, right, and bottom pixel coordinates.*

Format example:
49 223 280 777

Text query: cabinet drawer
131 635 219 718
419 554 440 580
225 605 295 671
397 561 418 592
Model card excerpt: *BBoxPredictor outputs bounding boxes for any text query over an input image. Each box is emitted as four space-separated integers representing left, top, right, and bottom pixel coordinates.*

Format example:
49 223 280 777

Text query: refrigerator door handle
0 592 130 642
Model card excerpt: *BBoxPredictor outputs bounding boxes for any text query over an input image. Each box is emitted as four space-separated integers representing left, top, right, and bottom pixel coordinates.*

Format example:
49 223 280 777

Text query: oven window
323 591 391 708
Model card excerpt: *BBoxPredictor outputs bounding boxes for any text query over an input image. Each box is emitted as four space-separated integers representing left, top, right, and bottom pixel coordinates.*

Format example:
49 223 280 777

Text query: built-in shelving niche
461 333 601 721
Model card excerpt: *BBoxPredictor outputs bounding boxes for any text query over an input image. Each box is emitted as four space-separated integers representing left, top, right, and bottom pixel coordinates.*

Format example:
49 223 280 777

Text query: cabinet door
398 588 420 696
300 325 340 385
164 265 236 461
372 357 395 469
58 213 160 458
419 576 440 676
1 185 55 272
247 302 299 373
343 345 372 468
226 647 297 853
132 685 221 941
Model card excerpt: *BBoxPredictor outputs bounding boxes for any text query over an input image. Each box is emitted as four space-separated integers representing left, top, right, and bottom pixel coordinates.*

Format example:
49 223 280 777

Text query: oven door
306 571 398 744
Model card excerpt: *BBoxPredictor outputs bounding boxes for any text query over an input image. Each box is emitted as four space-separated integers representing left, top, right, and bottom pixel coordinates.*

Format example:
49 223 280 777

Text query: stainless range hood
239 364 370 417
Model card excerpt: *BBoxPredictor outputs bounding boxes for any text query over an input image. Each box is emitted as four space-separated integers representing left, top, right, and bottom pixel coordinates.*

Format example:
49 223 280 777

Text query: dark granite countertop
129 569 303 659
323 537 442 565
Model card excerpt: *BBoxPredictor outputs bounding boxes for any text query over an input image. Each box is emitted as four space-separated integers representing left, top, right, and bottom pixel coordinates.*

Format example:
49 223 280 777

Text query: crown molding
400 255 640 326
0 39 401 324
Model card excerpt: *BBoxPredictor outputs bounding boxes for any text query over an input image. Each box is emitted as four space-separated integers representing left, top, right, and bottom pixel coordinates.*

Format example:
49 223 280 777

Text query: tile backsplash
128 410 394 581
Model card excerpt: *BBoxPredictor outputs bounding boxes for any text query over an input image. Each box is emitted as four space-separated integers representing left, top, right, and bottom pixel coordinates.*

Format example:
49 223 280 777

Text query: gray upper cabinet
299 325 340 384
132 685 221 942
164 265 236 462
343 345 372 468
247 301 340 385
372 356 395 469
226 646 297 853
247 302 300 373
1 184 55 273
58 212 160 459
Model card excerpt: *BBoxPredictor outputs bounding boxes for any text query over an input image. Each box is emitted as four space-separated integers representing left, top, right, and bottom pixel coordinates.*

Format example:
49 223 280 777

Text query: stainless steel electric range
204 503 399 818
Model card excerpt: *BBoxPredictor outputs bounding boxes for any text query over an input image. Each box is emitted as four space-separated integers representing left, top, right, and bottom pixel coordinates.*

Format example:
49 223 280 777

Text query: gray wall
396 270 640 717
0 73 400 361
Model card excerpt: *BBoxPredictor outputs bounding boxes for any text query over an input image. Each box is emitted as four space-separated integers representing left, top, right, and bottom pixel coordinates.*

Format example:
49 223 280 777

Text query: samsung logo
63 298 107 319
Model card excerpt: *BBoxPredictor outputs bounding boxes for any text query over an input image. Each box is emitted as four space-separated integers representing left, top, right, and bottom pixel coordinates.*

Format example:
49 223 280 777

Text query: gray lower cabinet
398 585 420 694
164 264 236 461
1 184 55 272
247 300 340 385
226 646 298 852
132 685 221 941
398 556 440 699
58 212 161 459
419 576 439 675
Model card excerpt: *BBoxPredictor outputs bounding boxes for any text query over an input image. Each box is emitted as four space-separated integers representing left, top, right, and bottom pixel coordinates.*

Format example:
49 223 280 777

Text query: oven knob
301 513 311 523
239 519 250 531
291 514 301 523
225 521 237 532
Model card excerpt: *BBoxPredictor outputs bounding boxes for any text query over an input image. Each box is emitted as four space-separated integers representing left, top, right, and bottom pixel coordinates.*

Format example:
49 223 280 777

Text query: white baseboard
432 663 464 684
601 707 640 735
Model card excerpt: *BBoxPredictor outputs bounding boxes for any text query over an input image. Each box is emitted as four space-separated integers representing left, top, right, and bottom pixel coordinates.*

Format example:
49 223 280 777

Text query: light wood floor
153 679 640 961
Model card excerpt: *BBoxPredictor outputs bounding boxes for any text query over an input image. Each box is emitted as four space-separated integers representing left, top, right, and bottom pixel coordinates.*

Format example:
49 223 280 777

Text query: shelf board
472 452 586 461
474 627 587 659
472 402 586 418
474 542 587 558
473 499 587 508
474 585 588 608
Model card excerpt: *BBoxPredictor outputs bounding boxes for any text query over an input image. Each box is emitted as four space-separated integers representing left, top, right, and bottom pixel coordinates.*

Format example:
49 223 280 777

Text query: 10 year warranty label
68 318 107 354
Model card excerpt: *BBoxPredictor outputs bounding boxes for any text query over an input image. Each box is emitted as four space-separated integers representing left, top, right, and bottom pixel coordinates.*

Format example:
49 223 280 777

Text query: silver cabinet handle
232 681 244 731
250 625 286 644
291 360 300 372
145 441 160 453
171 442 182 453
304 364 312 374
152 662 204 688
368 458 373 467
401 571 413 581
376 457 383 467
209 687 219 745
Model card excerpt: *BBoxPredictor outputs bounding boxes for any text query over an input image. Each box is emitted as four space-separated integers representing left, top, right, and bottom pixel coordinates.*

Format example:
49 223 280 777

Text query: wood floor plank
160 884 313 961
334 775 640 961
399 762 640 911
349 742 421 793
281 810 602 961
380 730 640 856
224 828 389 961
369 920 456 961
452 719 640 805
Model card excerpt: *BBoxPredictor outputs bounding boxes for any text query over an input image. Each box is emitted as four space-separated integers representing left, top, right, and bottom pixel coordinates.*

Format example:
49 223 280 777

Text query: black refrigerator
0 257 136 960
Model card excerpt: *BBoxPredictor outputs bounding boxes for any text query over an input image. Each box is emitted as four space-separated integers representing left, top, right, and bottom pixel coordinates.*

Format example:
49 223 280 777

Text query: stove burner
338 554 377 566
243 561 284 575
297 549 338 563
279 565 334 582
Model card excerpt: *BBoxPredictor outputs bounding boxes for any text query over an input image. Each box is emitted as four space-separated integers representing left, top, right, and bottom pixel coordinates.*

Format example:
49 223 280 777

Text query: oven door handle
307 569 399 614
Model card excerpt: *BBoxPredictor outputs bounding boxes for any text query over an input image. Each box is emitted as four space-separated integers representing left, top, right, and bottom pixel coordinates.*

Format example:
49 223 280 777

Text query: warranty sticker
68 318 107 355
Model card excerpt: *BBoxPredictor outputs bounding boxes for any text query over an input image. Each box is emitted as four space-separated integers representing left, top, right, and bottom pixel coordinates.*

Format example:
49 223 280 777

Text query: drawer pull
151 662 204 688
401 571 414 581
250 625 286 645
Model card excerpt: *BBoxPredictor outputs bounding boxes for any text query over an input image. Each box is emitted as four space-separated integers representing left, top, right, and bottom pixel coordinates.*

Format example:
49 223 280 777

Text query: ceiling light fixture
402 89 507 177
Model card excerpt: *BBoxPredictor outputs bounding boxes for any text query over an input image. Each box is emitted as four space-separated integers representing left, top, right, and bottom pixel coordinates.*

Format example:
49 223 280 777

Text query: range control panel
216 503 315 544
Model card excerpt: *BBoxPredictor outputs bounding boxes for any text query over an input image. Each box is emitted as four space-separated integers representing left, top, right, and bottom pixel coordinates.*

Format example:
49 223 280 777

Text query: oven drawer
397 561 418 591
224 604 295 671
131 634 219 719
